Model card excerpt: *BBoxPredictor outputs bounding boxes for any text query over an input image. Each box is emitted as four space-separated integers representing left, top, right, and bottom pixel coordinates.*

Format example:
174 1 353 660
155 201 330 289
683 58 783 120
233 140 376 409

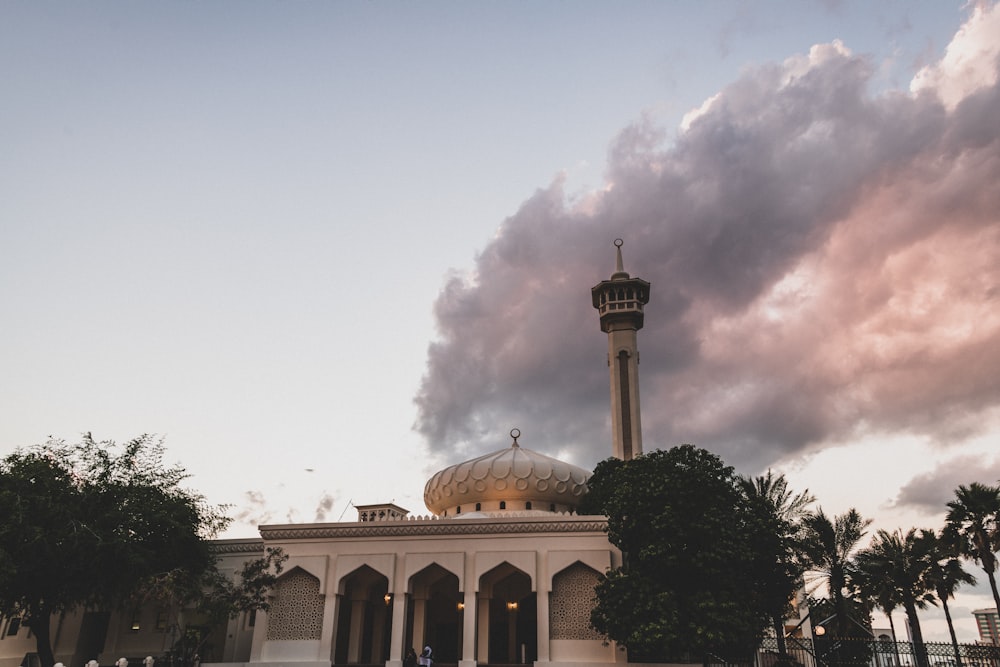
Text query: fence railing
754 636 1000 667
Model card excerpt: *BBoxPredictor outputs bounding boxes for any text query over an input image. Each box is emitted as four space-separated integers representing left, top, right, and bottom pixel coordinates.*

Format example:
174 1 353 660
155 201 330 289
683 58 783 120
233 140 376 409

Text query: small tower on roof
591 239 650 460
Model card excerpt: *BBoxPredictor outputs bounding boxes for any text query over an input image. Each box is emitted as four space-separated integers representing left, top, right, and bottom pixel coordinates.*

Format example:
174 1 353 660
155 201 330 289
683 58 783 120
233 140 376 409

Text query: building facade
0 243 712 667
973 608 999 645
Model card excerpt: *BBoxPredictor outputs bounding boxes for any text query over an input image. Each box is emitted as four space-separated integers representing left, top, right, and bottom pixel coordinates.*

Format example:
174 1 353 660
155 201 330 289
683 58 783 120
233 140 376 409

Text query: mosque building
0 242 654 667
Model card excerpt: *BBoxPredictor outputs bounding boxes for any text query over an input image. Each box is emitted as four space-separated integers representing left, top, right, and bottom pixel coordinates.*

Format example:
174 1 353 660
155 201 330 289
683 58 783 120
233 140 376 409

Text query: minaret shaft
592 240 649 461
607 328 643 460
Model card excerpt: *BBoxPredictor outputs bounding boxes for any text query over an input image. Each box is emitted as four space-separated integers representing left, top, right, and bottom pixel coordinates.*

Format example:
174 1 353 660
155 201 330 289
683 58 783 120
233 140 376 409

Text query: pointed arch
333 565 392 665
479 562 536 664
409 564 463 663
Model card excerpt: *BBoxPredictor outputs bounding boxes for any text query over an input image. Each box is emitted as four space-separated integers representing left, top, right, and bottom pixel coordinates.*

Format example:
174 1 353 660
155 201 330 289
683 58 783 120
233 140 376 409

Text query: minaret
591 239 650 460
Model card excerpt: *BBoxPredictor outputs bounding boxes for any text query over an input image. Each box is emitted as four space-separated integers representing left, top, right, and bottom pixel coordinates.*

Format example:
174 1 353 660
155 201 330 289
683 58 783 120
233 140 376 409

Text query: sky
2 0 1000 643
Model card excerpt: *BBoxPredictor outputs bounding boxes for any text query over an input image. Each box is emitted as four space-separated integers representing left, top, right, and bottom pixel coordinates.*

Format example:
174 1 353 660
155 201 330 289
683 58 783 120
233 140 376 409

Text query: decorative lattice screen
266 568 324 640
550 563 601 640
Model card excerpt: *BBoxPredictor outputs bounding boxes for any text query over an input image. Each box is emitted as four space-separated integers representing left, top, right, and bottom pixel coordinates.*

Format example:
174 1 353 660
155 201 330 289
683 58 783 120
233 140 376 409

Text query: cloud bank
415 4 1000 475
893 455 1000 512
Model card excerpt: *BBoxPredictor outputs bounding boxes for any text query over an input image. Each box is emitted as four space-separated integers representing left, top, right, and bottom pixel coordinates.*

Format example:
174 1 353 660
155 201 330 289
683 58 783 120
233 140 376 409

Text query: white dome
423 432 591 517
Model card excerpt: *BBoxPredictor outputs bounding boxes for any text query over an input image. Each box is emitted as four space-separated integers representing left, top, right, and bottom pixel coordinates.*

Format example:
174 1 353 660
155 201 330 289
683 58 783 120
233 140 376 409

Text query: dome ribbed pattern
423 443 591 516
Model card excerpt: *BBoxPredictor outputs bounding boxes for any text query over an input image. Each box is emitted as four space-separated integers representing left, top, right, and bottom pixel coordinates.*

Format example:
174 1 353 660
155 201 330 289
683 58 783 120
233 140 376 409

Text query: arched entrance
479 563 535 665
334 565 392 665
408 564 462 664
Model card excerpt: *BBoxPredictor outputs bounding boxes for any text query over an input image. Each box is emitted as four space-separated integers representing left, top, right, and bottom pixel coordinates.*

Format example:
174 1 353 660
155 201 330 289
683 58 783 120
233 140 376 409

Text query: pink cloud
415 5 1000 474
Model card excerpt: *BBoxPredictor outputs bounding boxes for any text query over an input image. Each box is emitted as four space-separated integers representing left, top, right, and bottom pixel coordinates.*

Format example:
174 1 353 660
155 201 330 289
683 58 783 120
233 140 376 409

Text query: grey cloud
233 490 275 526
314 492 335 522
415 26 1000 476
893 456 1000 511
233 489 338 527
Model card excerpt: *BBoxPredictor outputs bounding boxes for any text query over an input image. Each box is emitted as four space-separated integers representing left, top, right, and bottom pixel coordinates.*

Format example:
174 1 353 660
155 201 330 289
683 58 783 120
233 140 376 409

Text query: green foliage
582 445 776 662
737 471 814 657
855 529 937 667
921 529 975 667
0 434 234 667
137 546 287 622
800 508 871 641
944 482 1000 614
136 547 287 667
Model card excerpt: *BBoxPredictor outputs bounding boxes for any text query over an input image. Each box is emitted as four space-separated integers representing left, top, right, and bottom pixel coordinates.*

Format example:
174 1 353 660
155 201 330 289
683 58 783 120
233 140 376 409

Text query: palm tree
801 508 872 639
738 471 814 659
921 529 975 667
852 549 902 667
855 529 936 667
944 483 1000 616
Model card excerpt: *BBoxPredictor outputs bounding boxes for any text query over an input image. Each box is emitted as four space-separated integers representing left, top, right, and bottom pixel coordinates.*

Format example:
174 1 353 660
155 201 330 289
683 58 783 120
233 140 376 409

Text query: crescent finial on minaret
612 238 629 279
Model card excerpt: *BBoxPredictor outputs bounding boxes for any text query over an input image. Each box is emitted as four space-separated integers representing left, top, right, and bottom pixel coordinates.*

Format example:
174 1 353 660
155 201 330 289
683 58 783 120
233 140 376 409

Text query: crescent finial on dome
510 428 521 447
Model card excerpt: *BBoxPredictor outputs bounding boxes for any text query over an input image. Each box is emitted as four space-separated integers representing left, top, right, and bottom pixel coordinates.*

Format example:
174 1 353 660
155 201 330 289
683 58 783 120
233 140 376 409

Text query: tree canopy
922 529 975 667
0 434 277 667
855 529 936 667
737 471 814 661
800 508 871 639
580 445 776 662
944 482 1000 614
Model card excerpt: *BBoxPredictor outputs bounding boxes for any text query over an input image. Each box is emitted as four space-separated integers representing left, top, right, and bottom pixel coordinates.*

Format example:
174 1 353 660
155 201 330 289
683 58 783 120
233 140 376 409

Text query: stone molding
211 538 266 554
259 515 608 541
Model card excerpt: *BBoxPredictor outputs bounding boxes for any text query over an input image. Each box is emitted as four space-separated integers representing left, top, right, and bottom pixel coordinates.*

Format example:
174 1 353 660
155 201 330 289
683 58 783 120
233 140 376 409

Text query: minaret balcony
597 300 645 315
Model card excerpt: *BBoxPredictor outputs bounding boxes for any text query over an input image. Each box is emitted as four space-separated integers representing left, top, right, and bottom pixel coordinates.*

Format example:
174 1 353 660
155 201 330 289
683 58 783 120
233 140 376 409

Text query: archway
479 563 535 665
408 564 462 664
333 565 392 665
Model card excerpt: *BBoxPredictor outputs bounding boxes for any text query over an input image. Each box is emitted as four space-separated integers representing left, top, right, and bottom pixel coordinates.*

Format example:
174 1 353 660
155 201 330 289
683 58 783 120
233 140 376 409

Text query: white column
534 591 550 664
249 609 268 662
534 550 550 665
412 597 427 651
387 594 407 667
320 593 337 664
388 552 407 667
459 589 477 667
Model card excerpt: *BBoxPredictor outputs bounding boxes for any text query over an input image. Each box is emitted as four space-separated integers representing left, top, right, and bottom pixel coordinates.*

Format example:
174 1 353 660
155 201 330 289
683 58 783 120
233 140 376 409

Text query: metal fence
753 636 1000 667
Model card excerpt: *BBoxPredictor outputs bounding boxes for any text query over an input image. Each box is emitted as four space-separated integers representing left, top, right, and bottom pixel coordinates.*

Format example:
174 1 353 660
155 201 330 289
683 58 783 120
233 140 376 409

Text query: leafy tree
737 471 814 661
0 434 261 667
580 445 773 662
922 529 975 667
944 483 1000 614
854 529 936 667
800 509 871 644
136 547 287 667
